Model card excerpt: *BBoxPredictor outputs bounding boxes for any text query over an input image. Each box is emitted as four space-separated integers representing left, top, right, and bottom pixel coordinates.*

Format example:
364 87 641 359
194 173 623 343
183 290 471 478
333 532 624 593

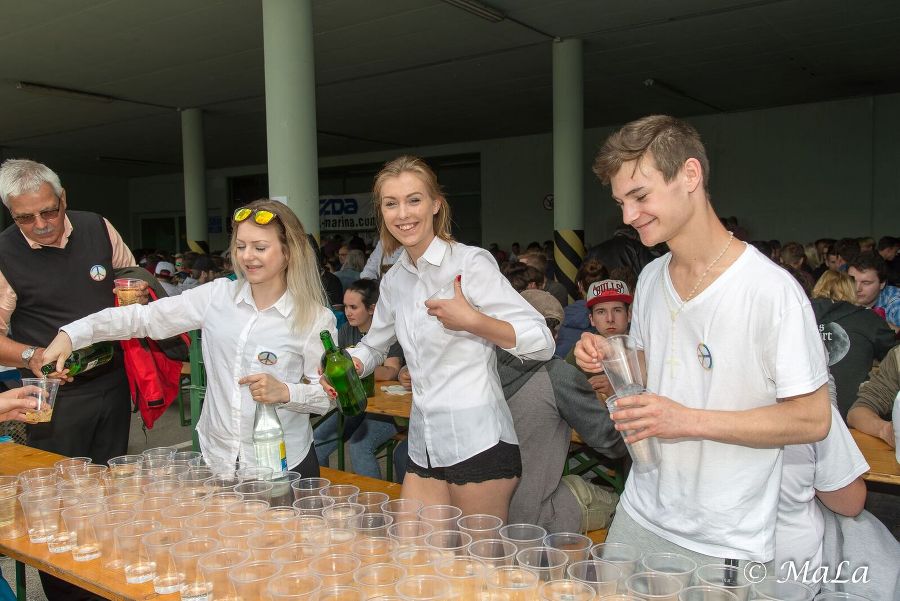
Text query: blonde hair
804 243 822 270
812 270 856 303
372 155 453 256
229 199 328 332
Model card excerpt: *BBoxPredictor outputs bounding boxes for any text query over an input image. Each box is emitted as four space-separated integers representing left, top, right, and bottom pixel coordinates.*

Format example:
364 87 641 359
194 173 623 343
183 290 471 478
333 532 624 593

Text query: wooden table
0 443 170 600
850 429 899 486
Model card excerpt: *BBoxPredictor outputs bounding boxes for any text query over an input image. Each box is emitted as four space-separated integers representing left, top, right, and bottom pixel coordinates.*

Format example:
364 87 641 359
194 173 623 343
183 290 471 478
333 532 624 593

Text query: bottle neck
321 331 337 353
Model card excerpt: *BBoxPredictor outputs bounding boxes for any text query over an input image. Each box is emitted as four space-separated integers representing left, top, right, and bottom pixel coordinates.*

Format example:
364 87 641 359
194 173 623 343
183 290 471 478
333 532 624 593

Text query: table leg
336 412 345 471
14 561 24 601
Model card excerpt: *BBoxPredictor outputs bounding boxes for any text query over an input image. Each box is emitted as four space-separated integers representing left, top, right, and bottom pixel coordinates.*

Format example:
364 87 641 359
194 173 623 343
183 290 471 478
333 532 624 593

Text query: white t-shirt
622 244 828 561
775 404 869 581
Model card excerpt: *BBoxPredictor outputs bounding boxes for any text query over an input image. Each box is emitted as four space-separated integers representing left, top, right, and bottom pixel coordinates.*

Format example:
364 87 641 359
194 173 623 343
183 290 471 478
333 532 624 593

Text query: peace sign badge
257 351 278 366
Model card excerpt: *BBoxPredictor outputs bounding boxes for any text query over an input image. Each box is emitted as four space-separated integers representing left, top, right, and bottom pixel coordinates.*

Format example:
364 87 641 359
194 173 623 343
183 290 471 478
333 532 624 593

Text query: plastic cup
695 563 752 601
170 536 220 600
625 571 684 601
485 566 539 601
350 536 398 566
592 542 641 580
354 562 407 598
113 277 143 304
270 471 303 507
543 532 592 564
310 553 362 586
293 494 336 516
261 507 302 531
271 541 322 571
388 520 434 549
142 446 177 461
218 519 265 549
18 488 63 544
641 552 697 587
199 548 251 600
350 512 393 537
424 529 472 560
457 513 503 541
467 538 519 569
292 477 330 500
107 454 144 483
679 585 740 601
60 502 104 561
105 491 144 511
114 519 162 584
20 378 61 423
417 504 462 532
91 509 135 570
206 491 245 510
184 510 227 540
202 474 242 494
500 523 547 551
172 451 202 463
567 559 622 596
326 527 358 554
60 462 106 482
394 574 451 600
229 559 282 599
142 479 182 499
382 498 424 524
161 501 206 529
235 480 275 504
392 545 442 577
355 491 389 514
18 467 59 491
598 335 643 394
0 476 26 540
321 484 360 505
540 579 597 600
142 527 188 594
281 515 330 545
180 467 215 486
226 499 271 517
248 529 295 560
237 466 275 482
132 496 171 523
515 546 569 582
323 502 366 529
268 572 323 600
318 585 365 601
606 393 661 473
750 578 815 601
434 556 487 599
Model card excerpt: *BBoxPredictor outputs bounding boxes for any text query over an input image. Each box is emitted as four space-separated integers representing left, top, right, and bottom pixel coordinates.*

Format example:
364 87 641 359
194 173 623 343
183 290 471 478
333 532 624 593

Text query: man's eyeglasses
233 207 276 225
12 202 61 225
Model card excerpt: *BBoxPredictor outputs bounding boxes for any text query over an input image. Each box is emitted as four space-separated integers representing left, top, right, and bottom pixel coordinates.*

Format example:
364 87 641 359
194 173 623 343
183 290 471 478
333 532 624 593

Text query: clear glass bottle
252 402 287 475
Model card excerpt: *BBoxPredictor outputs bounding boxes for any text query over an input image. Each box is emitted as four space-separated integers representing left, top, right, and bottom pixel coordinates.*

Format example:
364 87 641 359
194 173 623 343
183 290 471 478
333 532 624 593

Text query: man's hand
877 420 896 448
425 276 478 332
588 373 613 398
574 332 606 374
610 393 695 443
239 373 289 404
0 386 39 422
398 366 412 390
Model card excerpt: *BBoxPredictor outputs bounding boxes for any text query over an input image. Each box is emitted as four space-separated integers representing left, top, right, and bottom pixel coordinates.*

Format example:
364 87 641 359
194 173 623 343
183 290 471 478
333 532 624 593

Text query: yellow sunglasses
233 207 276 225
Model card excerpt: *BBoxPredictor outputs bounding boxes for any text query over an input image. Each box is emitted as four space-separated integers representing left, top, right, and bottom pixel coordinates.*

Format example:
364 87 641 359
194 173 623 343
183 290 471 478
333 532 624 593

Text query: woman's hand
318 358 363 401
0 386 39 422
239 373 290 404
424 276 479 332
398 366 412 390
40 332 75 381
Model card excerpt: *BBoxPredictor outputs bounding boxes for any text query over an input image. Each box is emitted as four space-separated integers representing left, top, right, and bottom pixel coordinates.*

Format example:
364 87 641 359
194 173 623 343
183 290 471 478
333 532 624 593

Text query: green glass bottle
41 342 114 376
320 330 367 417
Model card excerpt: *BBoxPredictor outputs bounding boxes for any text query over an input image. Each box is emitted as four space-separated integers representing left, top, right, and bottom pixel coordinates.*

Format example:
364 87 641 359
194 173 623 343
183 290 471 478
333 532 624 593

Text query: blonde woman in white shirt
324 156 555 520
43 199 335 475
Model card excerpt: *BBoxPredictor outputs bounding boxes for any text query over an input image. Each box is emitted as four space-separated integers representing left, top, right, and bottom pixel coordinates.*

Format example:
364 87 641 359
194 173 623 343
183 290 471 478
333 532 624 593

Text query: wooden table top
0 443 169 600
850 428 899 486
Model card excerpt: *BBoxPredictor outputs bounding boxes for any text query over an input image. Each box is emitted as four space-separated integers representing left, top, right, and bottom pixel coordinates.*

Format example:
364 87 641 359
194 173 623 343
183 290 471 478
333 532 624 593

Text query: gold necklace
663 231 735 377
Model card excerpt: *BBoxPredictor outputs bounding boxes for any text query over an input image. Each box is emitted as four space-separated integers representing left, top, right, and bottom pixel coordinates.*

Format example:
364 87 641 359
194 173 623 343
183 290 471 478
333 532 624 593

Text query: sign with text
319 193 375 231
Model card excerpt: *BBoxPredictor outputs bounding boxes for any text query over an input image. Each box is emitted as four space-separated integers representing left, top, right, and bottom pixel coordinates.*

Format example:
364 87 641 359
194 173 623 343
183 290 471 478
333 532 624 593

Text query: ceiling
2 0 900 177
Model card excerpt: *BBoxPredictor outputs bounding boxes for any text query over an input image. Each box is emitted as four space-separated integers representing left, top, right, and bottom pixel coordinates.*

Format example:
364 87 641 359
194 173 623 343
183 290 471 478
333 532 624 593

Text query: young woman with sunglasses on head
322 156 555 520
43 199 335 475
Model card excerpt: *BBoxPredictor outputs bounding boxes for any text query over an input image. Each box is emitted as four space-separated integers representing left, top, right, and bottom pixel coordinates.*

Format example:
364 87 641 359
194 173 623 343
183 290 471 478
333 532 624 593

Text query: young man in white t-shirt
575 115 831 565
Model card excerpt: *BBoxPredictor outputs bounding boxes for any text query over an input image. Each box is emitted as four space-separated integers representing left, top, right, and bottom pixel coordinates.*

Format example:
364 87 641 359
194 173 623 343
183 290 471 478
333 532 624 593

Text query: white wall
124 92 900 251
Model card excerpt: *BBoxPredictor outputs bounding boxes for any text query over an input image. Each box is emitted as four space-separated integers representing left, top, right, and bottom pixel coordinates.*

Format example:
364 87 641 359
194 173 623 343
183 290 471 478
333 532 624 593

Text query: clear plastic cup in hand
113 277 144 305
607 393 661 473
20 378 60 423
597 334 644 396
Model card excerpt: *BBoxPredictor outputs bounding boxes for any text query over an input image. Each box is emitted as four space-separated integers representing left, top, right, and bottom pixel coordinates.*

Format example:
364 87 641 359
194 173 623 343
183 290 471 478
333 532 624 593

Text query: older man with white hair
0 158 138 601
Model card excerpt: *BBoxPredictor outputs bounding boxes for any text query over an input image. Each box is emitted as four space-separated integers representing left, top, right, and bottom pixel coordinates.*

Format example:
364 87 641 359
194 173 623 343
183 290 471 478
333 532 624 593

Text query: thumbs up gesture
424 275 477 331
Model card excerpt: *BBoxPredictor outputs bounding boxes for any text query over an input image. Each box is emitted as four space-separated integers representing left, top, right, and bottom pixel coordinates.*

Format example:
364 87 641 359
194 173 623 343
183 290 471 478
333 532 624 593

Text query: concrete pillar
181 108 208 253
262 0 320 238
552 38 585 302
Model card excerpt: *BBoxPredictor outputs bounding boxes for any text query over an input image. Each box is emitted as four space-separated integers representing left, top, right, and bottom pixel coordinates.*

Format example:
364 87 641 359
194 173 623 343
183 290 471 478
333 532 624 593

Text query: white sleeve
465 249 555 360
813 405 870 492
770 299 829 399
283 310 337 414
348 272 396 376
360 242 383 280
62 279 217 350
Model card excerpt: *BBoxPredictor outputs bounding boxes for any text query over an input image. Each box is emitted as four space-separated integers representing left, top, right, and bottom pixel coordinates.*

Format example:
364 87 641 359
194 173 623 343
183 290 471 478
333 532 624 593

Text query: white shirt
62 278 336 470
775 404 868 582
351 238 555 467
623 245 828 561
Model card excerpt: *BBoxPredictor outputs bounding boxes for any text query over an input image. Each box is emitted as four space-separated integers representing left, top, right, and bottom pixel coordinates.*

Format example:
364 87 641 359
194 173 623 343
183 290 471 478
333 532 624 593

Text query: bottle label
254 439 287 475
279 440 287 473
85 359 100 372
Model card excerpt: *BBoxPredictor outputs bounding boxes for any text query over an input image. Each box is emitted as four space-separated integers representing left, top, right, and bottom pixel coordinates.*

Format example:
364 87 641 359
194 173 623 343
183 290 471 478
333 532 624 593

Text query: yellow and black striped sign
554 229 585 303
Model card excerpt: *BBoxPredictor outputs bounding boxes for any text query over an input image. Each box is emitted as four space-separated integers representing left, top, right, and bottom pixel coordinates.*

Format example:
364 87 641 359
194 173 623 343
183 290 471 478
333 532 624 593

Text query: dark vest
0 211 117 376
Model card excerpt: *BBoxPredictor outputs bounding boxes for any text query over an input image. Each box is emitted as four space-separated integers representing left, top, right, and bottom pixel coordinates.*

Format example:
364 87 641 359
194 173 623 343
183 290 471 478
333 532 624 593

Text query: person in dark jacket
811 270 896 418
554 258 607 358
